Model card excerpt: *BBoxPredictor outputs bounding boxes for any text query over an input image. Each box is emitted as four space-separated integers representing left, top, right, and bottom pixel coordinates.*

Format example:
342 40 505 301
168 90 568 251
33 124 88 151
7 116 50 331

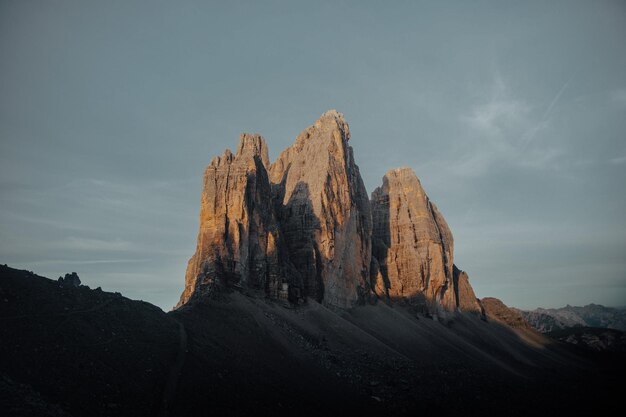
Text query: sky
1 0 625 311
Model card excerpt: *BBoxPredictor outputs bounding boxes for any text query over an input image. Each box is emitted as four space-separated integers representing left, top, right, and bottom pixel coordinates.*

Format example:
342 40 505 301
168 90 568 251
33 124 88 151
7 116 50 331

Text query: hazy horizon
1 1 625 310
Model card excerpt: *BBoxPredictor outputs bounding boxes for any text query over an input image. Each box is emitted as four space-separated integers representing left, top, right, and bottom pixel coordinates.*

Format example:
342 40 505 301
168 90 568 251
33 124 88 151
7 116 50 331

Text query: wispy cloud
610 89 626 105
459 71 565 176
522 72 576 150
55 236 133 252
26 258 151 266
609 156 626 165
463 73 529 138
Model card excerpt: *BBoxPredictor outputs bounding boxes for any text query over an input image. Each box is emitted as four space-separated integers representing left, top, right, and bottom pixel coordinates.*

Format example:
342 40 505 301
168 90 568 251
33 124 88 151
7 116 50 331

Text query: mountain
519 304 626 333
180 110 482 314
269 110 372 307
177 133 291 307
370 168 482 314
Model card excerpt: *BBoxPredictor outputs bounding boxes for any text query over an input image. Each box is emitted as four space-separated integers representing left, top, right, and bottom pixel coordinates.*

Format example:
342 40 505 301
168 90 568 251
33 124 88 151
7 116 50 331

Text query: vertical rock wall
178 111 481 313
269 110 372 308
177 134 288 307
370 168 480 313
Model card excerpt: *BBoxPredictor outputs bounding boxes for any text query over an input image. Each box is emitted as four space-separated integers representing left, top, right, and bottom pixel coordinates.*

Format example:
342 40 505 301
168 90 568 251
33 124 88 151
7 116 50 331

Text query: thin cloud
459 71 563 175
465 100 529 137
463 72 529 137
56 236 133 252
26 258 151 266
610 89 626 104
522 72 576 150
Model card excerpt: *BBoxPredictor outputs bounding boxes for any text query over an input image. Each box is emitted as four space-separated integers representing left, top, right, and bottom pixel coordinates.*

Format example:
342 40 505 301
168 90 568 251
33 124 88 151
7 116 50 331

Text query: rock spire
179 111 481 314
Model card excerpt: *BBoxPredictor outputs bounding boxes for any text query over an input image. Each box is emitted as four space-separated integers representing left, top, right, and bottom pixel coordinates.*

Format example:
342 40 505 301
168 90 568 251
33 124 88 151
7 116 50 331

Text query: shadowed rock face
370 168 481 314
453 265 483 314
269 110 372 307
178 134 292 307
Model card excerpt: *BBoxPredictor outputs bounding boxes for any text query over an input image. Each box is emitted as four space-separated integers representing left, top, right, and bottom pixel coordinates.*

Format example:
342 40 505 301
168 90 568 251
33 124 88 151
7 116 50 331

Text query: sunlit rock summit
370 168 482 314
269 110 372 308
177 134 294 307
178 111 481 313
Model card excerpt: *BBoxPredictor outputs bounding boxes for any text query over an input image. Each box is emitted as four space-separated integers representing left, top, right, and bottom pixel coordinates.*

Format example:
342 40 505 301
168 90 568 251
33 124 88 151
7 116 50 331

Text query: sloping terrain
171 291 625 417
2 265 624 417
0 265 180 417
547 327 626 352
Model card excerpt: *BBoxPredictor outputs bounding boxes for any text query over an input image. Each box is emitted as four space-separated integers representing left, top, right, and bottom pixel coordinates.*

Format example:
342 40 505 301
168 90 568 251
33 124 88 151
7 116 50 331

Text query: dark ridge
2 264 625 416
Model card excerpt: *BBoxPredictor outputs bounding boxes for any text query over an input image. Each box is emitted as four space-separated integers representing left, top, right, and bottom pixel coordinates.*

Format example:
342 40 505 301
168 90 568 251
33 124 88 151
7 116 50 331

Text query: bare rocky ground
1 265 624 417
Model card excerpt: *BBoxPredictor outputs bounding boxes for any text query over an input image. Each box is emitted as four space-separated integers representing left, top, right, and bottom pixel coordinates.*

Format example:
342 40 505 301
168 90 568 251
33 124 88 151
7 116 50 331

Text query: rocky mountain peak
209 148 234 168
236 133 270 169
371 167 481 314
177 130 289 307
314 109 350 139
180 112 480 313
269 110 371 308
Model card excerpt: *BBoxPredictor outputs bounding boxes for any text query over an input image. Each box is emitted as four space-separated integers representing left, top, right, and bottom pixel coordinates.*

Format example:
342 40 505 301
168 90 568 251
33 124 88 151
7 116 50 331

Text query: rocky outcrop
177 134 292 307
58 272 81 288
370 167 480 313
269 110 372 308
480 297 531 329
453 266 482 314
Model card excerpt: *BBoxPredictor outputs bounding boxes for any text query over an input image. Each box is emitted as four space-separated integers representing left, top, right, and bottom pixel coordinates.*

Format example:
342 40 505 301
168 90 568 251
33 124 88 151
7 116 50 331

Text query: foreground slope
0 265 180 417
2 265 624 417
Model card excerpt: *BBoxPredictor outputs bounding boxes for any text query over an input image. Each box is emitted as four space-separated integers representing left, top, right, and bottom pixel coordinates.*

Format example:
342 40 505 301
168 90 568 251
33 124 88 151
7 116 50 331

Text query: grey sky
1 1 625 310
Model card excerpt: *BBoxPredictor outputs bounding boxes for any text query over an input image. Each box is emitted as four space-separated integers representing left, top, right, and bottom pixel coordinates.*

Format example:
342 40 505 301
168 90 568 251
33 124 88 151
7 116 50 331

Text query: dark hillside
1 265 624 417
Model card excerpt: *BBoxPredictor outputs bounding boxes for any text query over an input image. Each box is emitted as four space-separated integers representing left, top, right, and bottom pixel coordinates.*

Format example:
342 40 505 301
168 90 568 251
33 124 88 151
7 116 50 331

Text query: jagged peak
376 167 426 196
207 135 270 170
209 148 234 168
314 109 350 141
236 133 270 169
320 109 345 121
386 166 419 181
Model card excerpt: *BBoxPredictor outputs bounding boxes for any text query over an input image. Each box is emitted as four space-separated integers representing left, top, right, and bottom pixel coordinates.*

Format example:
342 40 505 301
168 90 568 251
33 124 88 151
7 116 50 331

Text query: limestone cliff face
370 168 480 313
269 110 372 308
179 111 483 313
177 134 290 307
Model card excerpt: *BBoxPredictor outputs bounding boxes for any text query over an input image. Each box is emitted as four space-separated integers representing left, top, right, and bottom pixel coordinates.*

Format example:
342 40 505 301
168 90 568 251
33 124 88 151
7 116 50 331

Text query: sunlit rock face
480 297 531 329
177 134 292 307
179 111 482 312
269 110 373 308
370 168 481 314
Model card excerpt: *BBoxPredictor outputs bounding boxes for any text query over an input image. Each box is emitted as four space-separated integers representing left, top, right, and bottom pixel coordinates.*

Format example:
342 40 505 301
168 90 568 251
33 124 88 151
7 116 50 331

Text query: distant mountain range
517 304 626 333
516 305 626 352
